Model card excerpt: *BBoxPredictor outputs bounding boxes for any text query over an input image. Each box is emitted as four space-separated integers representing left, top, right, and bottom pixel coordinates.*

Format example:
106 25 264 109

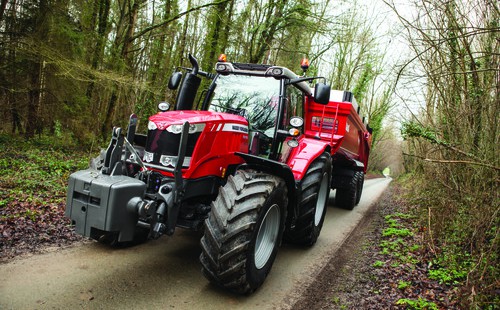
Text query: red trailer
305 90 372 209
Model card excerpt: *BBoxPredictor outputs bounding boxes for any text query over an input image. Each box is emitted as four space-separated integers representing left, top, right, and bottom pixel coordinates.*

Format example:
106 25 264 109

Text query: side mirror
314 83 331 105
168 72 183 90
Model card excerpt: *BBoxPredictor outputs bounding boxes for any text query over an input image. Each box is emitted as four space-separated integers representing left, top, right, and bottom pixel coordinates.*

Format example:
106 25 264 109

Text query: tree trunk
25 61 42 139
0 0 8 22
102 0 144 137
25 0 49 139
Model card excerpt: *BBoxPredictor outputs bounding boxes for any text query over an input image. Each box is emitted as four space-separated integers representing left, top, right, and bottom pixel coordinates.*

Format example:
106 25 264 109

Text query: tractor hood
144 110 249 179
149 110 247 130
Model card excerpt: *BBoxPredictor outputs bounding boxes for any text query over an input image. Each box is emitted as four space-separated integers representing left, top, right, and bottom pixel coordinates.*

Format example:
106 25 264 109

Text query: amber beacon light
218 54 227 62
300 58 310 71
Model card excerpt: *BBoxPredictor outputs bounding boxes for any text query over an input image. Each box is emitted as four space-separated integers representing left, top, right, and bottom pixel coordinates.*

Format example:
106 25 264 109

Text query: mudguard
287 137 331 181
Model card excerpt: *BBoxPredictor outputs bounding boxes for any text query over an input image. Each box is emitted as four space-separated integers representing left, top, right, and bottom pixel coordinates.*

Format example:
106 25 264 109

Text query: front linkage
65 117 191 243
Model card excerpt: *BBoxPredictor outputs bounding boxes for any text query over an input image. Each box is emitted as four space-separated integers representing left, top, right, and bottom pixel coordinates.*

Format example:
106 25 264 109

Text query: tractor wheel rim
255 204 280 270
315 172 329 226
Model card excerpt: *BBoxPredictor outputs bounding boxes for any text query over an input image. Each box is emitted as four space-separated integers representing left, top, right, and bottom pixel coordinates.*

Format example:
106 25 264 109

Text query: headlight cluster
166 123 205 134
287 116 303 148
270 68 283 76
159 155 191 168
148 121 205 134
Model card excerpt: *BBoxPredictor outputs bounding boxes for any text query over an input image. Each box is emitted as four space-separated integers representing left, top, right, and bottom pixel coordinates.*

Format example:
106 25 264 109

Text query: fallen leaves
0 196 82 262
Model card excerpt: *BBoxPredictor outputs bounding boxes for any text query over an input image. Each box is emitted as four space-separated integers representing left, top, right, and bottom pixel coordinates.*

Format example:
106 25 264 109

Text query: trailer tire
355 171 364 205
284 153 331 246
335 171 359 210
200 170 287 294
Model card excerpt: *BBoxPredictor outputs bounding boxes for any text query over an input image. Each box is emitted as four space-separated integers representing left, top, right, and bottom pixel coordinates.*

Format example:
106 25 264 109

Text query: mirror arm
287 76 326 85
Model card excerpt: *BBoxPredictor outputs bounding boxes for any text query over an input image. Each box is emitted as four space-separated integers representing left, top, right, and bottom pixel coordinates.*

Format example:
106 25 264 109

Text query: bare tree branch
402 152 500 171
129 0 231 43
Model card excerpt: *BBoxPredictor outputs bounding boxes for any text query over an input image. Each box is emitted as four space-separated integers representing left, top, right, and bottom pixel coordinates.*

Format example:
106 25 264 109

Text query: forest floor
288 183 463 310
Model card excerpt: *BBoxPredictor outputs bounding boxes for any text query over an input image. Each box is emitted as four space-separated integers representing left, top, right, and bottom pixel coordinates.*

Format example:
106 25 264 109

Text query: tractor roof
215 61 313 96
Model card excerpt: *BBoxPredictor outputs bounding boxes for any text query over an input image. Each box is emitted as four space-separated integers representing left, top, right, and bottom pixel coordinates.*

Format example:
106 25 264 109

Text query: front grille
144 130 201 167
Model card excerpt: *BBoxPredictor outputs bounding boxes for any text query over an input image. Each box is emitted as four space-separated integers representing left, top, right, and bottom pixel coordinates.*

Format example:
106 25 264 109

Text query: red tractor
66 54 371 294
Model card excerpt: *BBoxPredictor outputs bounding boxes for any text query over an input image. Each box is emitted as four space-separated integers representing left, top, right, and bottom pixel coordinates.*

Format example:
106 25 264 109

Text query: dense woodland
0 0 392 145
0 0 498 307
392 0 499 307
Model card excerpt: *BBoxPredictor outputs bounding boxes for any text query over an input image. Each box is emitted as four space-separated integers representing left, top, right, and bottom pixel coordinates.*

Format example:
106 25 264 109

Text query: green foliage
377 212 422 269
399 173 499 307
352 62 374 102
397 280 411 290
0 135 89 204
428 268 466 286
428 251 471 285
382 227 413 238
331 295 348 309
396 297 438 310
401 121 446 146
373 260 385 268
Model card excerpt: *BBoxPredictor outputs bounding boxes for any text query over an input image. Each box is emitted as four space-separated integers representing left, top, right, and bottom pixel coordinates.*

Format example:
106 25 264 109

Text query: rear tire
335 171 359 210
355 171 364 204
200 170 287 294
284 153 331 246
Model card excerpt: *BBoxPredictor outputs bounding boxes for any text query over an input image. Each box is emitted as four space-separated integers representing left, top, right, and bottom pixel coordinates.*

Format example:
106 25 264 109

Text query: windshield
209 75 281 134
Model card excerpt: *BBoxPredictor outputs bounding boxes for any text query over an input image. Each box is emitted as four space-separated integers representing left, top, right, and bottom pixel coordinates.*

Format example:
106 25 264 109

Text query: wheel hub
254 204 280 269
315 172 329 226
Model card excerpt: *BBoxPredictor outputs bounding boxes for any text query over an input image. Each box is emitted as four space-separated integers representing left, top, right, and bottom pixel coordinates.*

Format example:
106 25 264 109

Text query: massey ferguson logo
232 125 248 133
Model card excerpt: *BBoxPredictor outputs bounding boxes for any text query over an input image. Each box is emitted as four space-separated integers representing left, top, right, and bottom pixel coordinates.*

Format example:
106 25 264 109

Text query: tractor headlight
158 102 170 112
287 139 299 148
168 124 183 134
148 121 158 130
266 67 284 78
166 123 206 134
290 116 304 128
160 155 177 167
216 64 231 75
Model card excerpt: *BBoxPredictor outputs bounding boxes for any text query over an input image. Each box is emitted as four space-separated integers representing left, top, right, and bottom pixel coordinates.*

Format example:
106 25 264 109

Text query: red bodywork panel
286 137 330 180
148 111 248 179
302 96 372 173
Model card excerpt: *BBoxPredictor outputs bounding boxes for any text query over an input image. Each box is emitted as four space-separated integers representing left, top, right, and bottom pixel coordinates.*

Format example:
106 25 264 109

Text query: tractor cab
197 56 330 163
207 72 280 157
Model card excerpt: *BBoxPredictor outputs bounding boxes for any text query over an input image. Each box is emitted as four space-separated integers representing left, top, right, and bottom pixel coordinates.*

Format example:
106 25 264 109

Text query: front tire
200 170 287 294
284 153 332 246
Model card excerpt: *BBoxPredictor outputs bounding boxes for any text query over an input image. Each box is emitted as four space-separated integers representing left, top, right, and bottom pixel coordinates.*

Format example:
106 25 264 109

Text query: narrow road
0 177 391 309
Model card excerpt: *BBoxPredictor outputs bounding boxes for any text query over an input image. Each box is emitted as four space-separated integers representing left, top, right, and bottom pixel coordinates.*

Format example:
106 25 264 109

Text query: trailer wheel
335 171 359 210
355 171 364 205
284 153 332 246
200 170 287 294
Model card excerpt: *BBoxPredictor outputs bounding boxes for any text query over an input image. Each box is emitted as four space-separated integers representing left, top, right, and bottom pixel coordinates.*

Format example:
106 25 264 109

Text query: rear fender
287 137 331 181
